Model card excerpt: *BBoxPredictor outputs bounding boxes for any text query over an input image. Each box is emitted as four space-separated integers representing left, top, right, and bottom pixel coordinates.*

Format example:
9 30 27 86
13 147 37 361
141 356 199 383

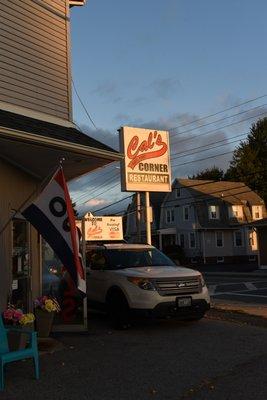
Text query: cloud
85 199 108 207
148 78 182 100
91 80 118 97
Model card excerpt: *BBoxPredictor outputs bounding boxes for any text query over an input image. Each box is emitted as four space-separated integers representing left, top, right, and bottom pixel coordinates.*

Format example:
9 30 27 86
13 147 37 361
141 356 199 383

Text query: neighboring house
0 1 121 311
125 192 166 247
247 218 267 269
158 179 266 265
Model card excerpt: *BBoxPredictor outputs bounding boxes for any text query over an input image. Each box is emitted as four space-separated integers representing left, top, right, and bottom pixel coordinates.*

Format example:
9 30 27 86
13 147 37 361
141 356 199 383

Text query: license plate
177 297 192 307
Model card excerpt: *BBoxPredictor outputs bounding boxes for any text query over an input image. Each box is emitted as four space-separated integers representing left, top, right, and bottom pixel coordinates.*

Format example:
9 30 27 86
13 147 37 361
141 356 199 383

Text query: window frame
166 208 175 224
188 232 196 249
208 204 220 220
215 231 224 248
183 206 189 221
234 230 243 247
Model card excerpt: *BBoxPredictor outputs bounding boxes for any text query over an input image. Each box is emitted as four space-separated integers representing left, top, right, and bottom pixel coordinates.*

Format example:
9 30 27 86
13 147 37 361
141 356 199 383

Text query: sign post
120 126 171 245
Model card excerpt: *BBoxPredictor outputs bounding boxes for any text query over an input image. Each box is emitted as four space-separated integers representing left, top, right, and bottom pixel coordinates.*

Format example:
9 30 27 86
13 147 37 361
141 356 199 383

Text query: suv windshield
87 247 176 270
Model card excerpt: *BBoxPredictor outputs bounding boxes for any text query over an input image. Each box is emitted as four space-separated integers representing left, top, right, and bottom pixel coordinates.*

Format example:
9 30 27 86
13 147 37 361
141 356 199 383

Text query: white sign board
81 214 123 241
120 126 171 192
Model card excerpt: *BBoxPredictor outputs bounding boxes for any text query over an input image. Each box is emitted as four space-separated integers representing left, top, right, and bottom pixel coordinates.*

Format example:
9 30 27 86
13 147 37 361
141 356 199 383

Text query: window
217 256 224 263
252 205 262 220
216 231 224 247
209 205 219 219
183 206 189 221
175 188 181 198
166 209 175 223
229 205 243 219
179 233 185 248
234 231 243 247
249 255 256 262
189 232 196 248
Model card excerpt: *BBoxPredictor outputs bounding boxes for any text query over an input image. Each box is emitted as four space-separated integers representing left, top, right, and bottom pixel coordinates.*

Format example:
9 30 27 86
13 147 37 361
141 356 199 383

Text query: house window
217 256 224 263
178 233 185 248
175 188 181 198
249 255 256 262
166 209 174 223
216 231 224 247
252 205 262 220
209 205 219 219
189 232 196 248
229 205 243 219
234 231 243 247
183 206 189 221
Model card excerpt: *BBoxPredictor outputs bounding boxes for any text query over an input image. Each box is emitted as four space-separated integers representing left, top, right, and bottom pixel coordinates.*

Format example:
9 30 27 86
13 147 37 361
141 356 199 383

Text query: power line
72 79 97 129
171 133 247 161
171 134 247 161
168 94 267 132
169 103 267 137
95 168 267 215
86 194 134 215
72 167 119 203
172 150 234 168
170 109 267 146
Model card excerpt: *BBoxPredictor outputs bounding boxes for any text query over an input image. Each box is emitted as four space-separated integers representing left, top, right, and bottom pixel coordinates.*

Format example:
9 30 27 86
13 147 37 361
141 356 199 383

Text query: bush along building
0 1 121 312
158 179 266 266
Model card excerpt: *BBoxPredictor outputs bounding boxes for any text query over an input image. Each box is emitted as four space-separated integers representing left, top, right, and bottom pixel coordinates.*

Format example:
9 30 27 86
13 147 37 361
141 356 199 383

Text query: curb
203 271 267 278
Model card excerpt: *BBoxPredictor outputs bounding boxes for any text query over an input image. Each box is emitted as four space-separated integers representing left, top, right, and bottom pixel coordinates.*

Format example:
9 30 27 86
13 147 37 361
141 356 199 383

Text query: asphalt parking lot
2 313 267 400
205 276 267 304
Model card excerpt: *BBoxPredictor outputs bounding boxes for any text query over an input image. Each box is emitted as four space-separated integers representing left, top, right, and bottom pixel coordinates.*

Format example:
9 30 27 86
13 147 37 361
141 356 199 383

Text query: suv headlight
127 277 156 291
199 274 206 288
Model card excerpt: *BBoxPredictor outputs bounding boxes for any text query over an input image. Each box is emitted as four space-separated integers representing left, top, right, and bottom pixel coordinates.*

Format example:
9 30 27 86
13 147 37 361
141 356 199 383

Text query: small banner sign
120 126 171 192
79 214 123 241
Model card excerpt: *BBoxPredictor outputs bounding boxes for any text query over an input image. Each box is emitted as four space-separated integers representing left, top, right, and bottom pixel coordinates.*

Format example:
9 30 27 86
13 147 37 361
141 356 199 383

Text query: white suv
86 243 210 328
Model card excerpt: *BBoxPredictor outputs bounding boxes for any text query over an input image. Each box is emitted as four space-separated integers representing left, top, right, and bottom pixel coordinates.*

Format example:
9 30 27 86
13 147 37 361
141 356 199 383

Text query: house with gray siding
158 179 266 265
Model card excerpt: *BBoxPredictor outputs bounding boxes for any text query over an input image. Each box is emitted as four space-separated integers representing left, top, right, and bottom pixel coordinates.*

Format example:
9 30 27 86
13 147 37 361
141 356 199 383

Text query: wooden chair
0 315 39 390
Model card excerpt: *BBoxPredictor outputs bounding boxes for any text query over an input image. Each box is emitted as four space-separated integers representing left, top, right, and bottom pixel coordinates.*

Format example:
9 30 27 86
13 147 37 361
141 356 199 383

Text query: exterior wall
0 159 40 311
0 0 71 121
258 228 267 266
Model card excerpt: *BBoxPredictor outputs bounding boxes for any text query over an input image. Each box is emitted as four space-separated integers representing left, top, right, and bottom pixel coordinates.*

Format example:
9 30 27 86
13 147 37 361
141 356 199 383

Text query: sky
68 0 267 215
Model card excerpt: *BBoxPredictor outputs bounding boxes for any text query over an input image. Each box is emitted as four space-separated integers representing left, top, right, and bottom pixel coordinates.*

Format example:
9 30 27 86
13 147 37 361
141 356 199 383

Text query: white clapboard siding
0 0 71 121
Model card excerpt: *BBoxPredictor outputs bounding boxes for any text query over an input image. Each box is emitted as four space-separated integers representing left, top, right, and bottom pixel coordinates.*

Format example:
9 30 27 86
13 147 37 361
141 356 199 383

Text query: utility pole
145 191 152 245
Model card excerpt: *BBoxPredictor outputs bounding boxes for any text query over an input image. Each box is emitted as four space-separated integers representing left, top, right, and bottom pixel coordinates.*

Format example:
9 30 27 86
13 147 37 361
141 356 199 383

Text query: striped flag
22 168 86 294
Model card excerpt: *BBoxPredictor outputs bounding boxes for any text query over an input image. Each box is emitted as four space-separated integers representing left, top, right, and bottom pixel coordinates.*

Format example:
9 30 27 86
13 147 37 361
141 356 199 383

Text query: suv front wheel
106 289 131 330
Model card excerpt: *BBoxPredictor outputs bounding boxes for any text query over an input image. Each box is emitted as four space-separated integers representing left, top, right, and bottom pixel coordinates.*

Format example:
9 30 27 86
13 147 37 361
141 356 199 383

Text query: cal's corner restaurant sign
120 126 171 192
77 214 123 241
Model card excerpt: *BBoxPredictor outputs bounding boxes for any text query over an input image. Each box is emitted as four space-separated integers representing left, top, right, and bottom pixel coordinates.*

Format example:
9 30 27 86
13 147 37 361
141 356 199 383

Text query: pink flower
13 309 23 321
3 309 14 320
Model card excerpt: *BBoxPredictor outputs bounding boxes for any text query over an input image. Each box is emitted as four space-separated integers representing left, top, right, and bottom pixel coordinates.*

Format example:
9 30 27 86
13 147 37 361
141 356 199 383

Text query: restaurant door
11 218 31 310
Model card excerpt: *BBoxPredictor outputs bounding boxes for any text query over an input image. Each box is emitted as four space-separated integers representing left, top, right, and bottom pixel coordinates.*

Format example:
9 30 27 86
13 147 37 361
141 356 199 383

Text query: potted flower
34 296 60 337
2 305 35 350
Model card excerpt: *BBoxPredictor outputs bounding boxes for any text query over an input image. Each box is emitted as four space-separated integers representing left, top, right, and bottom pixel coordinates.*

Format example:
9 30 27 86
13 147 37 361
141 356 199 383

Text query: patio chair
0 315 39 390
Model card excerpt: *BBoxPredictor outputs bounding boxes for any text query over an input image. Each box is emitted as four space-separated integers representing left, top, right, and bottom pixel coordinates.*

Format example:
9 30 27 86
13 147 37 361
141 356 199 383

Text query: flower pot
8 324 34 351
35 309 55 337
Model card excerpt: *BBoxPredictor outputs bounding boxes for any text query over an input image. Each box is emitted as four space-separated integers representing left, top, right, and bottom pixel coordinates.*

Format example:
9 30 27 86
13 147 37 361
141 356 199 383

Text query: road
205 275 267 304
2 313 267 400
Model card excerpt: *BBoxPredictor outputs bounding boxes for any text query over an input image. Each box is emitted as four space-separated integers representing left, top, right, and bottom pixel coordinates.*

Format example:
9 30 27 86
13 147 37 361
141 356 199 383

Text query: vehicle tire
106 289 131 330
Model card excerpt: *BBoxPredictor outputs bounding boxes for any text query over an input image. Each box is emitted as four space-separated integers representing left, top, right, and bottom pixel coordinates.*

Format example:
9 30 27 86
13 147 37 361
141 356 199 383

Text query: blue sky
69 1 267 215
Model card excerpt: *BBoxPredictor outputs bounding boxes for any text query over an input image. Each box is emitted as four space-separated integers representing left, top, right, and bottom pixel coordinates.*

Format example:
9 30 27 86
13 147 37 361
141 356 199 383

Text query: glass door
11 218 31 310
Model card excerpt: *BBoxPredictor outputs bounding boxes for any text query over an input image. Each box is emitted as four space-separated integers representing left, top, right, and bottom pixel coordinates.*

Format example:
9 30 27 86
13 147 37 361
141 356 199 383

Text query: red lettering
127 131 168 170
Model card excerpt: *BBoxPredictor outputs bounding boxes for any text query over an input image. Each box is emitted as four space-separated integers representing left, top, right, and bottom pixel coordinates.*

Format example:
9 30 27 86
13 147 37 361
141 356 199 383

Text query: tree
225 117 267 204
189 166 224 181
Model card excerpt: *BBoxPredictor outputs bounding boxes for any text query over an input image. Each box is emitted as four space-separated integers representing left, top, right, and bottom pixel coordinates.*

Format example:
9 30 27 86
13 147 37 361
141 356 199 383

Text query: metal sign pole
145 191 152 245
136 192 141 242
82 216 88 330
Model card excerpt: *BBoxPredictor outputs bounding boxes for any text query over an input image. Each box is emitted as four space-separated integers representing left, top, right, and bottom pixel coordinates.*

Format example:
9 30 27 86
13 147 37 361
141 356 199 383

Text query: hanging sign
78 214 123 241
120 126 171 192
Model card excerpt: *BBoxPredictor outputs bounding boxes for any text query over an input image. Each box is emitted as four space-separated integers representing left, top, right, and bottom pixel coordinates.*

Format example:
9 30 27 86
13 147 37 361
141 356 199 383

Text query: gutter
0 126 124 161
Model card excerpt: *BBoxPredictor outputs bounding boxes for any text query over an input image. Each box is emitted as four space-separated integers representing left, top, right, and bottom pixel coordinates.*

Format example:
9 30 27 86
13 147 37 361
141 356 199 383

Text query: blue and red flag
22 167 86 294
